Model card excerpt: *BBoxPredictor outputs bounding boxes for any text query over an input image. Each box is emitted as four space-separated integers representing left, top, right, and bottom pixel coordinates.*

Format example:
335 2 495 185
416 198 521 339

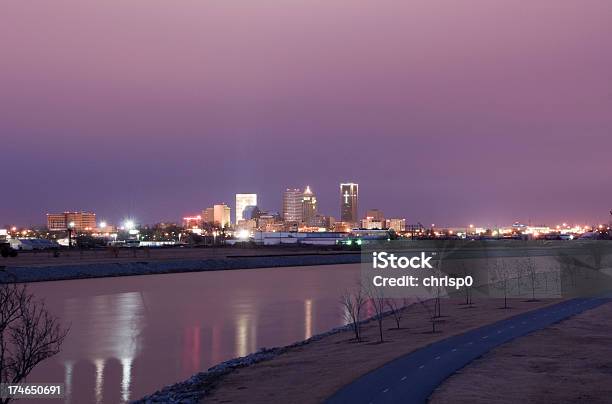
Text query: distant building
213 204 231 228
257 214 283 232
340 183 359 224
386 218 406 232
366 209 385 222
183 215 202 229
282 188 303 222
235 194 257 224
302 186 318 226
242 205 261 220
253 231 349 246
47 211 96 232
333 221 353 233
236 219 257 232
361 218 385 230
202 207 214 224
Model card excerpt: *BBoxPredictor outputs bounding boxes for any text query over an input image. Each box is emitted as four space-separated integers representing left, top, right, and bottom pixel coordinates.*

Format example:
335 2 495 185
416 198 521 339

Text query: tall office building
282 188 303 222
202 207 214 224
213 204 231 228
235 194 257 224
302 185 318 225
340 183 359 223
47 211 97 232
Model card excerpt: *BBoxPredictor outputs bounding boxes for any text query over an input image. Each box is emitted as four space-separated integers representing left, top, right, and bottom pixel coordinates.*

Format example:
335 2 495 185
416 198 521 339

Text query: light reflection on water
25 264 360 403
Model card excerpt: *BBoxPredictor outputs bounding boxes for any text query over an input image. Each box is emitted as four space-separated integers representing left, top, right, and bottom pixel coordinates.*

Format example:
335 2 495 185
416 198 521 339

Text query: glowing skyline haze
1 0 612 226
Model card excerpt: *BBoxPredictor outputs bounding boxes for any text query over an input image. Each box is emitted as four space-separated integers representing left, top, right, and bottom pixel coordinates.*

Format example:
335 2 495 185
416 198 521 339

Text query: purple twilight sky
1 0 612 227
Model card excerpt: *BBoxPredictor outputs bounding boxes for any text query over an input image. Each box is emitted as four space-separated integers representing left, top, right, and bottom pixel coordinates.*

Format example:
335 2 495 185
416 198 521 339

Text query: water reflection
181 326 201 374
120 358 132 403
94 359 105 404
26 264 360 403
305 299 313 339
63 361 73 404
235 313 257 358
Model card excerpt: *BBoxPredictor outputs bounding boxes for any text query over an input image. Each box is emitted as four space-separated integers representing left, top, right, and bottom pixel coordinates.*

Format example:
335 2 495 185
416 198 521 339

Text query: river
23 264 360 403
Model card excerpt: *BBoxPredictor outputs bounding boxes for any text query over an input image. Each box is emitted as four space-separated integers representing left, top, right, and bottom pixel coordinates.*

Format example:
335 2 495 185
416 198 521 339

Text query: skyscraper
340 183 359 223
302 185 318 225
213 204 231 228
282 188 303 222
235 194 257 224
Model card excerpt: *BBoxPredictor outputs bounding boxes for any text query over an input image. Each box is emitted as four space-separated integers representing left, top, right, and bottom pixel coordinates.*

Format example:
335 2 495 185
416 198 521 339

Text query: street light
68 221 75 248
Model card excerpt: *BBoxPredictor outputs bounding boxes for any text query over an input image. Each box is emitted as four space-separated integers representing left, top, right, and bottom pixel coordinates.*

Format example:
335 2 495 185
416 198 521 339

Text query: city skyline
2 1 612 227
6 176 612 229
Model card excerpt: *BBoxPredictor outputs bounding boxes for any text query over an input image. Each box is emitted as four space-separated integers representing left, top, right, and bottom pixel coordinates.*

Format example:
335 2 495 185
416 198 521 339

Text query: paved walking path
327 297 609 404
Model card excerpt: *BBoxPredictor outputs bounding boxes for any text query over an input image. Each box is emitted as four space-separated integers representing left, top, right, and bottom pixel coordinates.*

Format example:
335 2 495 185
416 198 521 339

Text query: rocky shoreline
133 311 384 403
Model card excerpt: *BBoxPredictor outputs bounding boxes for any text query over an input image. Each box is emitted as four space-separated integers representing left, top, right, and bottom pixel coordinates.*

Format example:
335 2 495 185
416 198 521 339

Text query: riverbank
136 298 562 404
430 301 612 403
0 247 361 283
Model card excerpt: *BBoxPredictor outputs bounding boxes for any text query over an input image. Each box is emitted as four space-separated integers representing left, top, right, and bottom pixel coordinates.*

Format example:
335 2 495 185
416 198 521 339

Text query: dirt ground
430 301 612 404
202 298 561 404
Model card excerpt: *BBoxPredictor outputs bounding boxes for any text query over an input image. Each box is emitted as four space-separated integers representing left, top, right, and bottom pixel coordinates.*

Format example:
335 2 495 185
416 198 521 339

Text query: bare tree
417 297 439 334
1 284 68 404
457 261 474 307
521 257 539 301
339 288 366 342
367 287 386 343
491 258 514 309
386 299 403 330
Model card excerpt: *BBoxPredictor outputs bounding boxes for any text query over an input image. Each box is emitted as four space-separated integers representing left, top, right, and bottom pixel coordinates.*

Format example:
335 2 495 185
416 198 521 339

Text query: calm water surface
25 264 360 403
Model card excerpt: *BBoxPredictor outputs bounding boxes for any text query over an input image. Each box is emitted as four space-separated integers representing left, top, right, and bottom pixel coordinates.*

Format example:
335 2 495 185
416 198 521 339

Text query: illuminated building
282 188 303 222
340 183 359 223
213 204 231 228
183 215 202 228
302 186 318 226
361 218 384 229
235 194 257 224
47 211 96 232
202 207 214 224
386 218 406 232
333 221 353 233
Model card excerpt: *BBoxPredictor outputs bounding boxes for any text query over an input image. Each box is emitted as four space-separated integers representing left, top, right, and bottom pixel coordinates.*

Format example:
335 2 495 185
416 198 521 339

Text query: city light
123 220 135 230
99 221 107 229
236 229 250 240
